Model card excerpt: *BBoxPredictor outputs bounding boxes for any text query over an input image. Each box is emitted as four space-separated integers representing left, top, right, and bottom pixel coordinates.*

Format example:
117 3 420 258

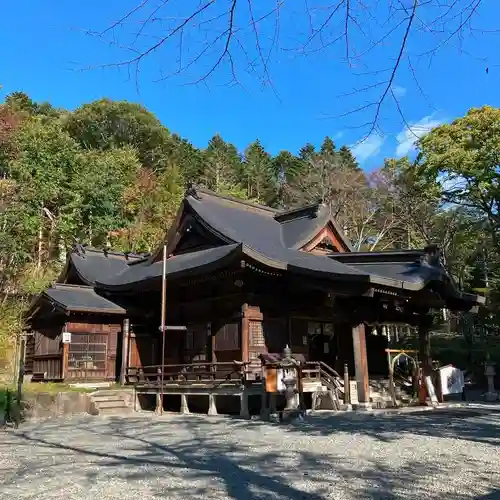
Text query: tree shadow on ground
279 408 500 447
1 409 500 499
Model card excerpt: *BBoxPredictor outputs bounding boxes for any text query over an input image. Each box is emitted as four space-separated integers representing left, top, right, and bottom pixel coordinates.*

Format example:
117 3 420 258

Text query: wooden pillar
120 318 130 385
418 314 433 377
241 304 250 363
209 322 216 363
352 322 370 408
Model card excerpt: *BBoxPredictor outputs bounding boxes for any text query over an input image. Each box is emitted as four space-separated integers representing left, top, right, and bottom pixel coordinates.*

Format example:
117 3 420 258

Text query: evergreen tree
5 91 37 114
202 134 242 192
242 140 273 201
319 136 336 157
298 143 316 161
170 134 204 184
338 145 361 171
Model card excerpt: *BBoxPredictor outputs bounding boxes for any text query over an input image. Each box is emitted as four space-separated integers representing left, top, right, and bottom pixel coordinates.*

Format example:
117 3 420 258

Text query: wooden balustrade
126 361 252 388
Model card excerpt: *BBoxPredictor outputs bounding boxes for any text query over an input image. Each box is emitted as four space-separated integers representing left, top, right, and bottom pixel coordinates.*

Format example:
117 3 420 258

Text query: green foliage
418 106 500 237
338 145 361 171
0 299 27 383
201 134 242 191
19 263 61 295
241 140 273 201
64 98 173 171
319 136 336 157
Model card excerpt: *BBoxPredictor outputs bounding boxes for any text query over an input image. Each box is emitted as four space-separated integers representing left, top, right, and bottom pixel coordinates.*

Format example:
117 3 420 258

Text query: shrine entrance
307 321 338 368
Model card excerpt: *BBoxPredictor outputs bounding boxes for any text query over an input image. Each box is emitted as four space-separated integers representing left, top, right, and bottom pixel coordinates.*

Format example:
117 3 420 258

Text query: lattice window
249 321 265 347
68 333 107 370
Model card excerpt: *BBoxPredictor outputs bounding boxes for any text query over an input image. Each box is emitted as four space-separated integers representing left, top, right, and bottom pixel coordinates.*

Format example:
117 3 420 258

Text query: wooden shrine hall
25 185 485 412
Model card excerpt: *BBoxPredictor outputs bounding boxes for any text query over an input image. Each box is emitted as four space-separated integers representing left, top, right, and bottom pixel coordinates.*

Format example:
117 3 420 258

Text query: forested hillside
0 92 498 376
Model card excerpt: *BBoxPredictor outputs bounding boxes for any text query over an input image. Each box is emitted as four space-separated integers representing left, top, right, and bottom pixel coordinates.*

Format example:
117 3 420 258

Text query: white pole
159 244 167 415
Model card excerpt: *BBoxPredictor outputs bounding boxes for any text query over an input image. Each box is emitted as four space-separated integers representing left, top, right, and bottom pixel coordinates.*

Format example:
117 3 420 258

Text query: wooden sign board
439 365 464 395
350 381 359 405
62 331 72 344
265 367 278 393
425 376 439 405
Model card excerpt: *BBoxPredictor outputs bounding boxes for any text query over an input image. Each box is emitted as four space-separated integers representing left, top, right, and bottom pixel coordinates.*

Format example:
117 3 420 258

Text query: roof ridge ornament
74 243 86 256
422 244 441 267
274 202 321 222
185 182 202 200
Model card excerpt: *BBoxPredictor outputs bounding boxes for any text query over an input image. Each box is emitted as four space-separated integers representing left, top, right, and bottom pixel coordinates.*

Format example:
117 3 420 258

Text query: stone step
98 406 133 415
93 399 129 409
92 390 130 399
92 395 127 403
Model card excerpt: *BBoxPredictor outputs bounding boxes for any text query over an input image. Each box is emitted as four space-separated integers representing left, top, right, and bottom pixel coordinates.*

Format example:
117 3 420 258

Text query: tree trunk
37 223 43 269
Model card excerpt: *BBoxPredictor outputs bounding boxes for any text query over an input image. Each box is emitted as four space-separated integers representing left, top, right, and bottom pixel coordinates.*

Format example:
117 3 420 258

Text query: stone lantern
280 345 303 422
484 354 498 402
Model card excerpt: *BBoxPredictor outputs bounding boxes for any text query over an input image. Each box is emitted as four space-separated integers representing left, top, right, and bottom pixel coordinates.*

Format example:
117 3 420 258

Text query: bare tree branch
85 0 493 134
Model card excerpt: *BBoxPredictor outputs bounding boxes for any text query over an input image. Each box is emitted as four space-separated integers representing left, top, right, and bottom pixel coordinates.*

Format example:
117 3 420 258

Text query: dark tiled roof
44 284 126 314
185 187 352 256
43 189 483 308
92 188 485 306
64 246 144 285
329 251 486 304
96 244 241 289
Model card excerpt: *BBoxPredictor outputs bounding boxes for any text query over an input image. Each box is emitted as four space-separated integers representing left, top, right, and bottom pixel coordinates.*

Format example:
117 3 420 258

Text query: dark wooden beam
352 323 370 407
241 304 250 363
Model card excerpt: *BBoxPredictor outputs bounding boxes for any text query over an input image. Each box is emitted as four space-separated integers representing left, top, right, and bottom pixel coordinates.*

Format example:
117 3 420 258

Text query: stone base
268 412 280 423
353 402 373 412
339 404 353 412
484 392 498 402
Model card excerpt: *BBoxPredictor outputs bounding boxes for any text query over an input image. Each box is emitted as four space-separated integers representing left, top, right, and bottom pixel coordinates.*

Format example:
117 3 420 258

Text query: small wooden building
26 186 484 407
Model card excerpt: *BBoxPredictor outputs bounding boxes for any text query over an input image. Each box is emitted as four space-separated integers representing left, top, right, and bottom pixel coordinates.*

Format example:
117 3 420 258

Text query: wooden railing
32 354 62 381
126 361 253 389
300 361 344 398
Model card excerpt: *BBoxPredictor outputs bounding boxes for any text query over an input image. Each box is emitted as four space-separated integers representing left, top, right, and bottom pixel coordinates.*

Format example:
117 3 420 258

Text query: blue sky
1 1 498 170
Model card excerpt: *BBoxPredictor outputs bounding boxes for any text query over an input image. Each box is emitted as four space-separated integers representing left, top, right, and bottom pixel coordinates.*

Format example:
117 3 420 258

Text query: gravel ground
1 408 500 500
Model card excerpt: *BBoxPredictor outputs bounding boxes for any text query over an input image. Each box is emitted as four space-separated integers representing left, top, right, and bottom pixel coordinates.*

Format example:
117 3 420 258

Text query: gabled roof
276 203 352 251
42 283 126 315
182 186 351 255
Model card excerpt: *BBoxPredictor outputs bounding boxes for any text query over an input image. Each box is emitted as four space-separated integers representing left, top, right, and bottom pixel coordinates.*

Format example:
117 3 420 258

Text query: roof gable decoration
274 202 353 253
301 222 351 254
